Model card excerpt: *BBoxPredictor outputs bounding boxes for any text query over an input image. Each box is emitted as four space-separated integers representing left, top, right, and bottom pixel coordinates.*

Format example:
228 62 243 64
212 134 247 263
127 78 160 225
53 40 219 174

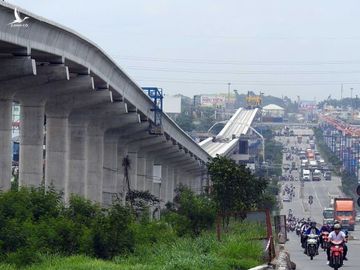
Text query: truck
302 169 311 181
309 160 318 170
323 207 334 226
306 149 315 160
312 169 322 181
334 198 356 231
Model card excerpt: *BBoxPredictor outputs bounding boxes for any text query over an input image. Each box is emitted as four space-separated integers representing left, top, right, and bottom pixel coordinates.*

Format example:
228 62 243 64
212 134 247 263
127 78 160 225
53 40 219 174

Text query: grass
0 222 265 270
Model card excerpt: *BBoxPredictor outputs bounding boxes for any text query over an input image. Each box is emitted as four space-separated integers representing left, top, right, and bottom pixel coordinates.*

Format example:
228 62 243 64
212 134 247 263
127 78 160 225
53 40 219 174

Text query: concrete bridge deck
0 2 210 204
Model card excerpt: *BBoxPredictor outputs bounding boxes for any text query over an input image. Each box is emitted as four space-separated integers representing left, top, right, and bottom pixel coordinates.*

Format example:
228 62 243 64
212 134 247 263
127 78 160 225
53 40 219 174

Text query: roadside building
262 104 285 122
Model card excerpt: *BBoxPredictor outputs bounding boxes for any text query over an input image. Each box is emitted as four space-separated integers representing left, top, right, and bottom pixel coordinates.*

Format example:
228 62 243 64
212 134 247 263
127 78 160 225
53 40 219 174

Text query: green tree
207 156 268 225
175 113 194 132
163 184 216 236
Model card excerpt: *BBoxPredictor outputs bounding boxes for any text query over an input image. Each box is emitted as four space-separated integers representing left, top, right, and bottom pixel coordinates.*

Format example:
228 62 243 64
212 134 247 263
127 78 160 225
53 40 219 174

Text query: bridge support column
0 98 12 191
166 166 175 202
68 119 87 198
152 163 161 199
160 164 168 205
127 151 138 190
102 135 118 205
45 114 69 197
145 157 154 192
19 101 45 187
86 127 104 202
117 146 127 197
173 169 179 190
136 153 146 191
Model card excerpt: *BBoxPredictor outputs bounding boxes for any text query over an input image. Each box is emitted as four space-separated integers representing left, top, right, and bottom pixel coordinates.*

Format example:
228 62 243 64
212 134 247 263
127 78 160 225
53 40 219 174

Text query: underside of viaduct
0 2 210 205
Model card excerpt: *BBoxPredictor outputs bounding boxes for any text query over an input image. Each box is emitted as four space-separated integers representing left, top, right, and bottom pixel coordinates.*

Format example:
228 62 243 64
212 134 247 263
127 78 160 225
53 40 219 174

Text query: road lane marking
310 180 323 209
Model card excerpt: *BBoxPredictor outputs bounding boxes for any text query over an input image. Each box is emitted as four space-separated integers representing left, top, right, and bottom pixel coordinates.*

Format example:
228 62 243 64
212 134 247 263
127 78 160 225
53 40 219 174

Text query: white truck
309 160 318 170
312 169 322 181
303 169 311 181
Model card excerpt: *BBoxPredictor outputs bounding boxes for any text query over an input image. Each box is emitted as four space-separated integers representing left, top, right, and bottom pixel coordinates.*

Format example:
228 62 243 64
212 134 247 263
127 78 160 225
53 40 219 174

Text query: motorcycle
321 231 330 250
306 234 319 260
329 240 344 270
289 222 296 232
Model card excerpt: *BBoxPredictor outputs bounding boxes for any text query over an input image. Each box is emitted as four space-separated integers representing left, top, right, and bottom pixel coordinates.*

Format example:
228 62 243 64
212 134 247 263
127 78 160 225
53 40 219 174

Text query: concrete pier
86 126 104 202
67 117 88 198
0 98 12 191
102 135 118 205
19 101 45 187
45 114 69 194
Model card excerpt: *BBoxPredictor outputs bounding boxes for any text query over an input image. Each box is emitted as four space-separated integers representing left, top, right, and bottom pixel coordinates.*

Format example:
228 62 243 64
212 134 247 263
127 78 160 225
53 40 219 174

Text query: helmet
334 224 341 230
310 221 317 227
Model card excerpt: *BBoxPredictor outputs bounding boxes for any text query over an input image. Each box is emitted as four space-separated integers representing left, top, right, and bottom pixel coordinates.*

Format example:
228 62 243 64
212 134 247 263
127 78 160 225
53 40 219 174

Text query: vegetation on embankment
0 222 264 270
0 156 269 270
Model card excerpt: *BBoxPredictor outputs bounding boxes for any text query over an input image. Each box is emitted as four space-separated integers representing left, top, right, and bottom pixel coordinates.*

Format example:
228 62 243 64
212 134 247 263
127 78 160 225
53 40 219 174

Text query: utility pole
350 87 354 109
341 84 343 109
227 82 231 109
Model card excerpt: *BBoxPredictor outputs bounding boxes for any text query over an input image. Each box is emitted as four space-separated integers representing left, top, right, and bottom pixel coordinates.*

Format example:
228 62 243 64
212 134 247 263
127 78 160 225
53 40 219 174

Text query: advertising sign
200 95 226 107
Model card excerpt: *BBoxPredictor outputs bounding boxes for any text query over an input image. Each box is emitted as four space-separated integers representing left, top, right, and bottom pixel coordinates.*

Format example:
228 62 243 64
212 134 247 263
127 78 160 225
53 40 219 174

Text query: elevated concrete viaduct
0 2 210 205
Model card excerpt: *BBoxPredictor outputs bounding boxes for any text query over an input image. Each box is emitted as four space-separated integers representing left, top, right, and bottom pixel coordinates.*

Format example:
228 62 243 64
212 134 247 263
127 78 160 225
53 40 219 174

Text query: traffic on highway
277 128 360 270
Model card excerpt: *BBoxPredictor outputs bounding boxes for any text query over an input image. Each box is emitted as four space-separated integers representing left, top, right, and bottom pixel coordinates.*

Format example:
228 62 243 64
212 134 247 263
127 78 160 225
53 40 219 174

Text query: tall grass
0 222 265 270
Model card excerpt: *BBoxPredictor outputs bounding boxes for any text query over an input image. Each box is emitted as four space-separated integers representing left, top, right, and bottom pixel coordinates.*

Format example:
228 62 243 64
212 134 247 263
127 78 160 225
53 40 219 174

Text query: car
324 171 331 181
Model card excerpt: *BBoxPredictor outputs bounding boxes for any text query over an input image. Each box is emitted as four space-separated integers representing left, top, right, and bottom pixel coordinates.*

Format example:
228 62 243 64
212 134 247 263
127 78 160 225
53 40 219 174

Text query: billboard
163 96 182 114
200 95 226 107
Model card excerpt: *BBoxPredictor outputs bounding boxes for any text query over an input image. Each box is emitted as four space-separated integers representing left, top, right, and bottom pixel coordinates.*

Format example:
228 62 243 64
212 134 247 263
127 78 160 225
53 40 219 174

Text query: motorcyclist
304 221 320 255
327 223 348 265
300 221 310 248
319 223 331 247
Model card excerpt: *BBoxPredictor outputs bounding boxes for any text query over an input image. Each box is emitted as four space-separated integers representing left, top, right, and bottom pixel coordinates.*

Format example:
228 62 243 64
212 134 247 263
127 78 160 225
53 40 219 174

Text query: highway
277 129 360 269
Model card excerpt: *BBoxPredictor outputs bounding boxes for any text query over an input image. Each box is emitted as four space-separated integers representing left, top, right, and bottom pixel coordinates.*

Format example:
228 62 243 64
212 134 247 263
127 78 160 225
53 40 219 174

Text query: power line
112 55 360 66
134 77 360 86
125 66 360 75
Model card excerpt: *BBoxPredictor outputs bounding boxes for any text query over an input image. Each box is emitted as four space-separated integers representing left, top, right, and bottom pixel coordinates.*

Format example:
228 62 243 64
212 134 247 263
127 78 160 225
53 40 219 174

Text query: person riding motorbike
300 221 310 248
304 221 320 255
319 223 331 247
327 223 348 265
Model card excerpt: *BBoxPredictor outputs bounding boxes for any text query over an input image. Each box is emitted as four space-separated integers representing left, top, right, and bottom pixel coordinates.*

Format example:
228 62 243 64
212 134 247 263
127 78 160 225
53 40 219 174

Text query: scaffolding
142 87 164 134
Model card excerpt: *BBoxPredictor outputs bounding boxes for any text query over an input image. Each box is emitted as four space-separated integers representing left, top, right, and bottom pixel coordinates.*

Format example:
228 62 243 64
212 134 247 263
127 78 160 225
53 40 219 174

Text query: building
12 103 20 138
262 104 285 122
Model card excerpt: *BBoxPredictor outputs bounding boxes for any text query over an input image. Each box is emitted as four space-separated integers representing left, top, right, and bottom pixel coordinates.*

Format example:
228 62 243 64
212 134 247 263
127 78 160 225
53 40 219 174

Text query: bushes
90 203 134 259
0 187 134 267
163 185 216 236
0 182 266 269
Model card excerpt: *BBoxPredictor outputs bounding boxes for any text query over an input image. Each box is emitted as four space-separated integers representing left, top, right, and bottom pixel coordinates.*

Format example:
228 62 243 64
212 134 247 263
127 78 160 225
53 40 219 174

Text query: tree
207 156 268 226
175 113 194 132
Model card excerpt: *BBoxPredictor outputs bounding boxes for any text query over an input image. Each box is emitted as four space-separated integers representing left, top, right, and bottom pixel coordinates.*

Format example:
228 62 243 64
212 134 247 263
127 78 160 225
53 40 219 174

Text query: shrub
163 185 216 236
0 187 136 265
90 202 134 259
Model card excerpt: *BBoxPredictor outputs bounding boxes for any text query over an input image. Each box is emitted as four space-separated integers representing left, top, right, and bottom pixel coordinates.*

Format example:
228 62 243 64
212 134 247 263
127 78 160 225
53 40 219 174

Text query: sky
7 0 360 101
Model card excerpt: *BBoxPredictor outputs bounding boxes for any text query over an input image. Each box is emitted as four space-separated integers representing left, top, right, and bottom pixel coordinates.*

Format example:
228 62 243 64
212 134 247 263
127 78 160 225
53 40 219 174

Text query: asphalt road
277 129 360 269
